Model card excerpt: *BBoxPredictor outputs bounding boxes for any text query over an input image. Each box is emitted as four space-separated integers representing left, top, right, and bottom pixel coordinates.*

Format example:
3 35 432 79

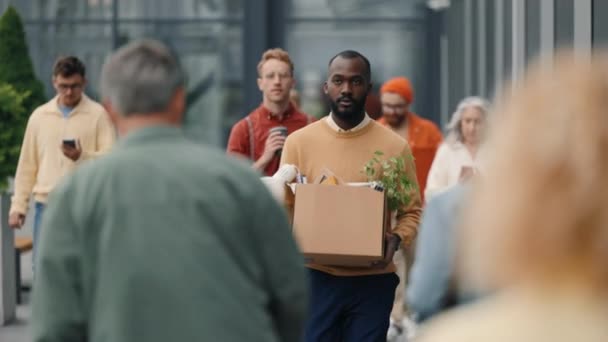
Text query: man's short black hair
53 56 86 78
328 50 371 82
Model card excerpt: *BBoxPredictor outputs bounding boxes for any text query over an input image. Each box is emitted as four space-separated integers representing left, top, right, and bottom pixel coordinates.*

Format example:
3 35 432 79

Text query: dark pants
305 269 399 342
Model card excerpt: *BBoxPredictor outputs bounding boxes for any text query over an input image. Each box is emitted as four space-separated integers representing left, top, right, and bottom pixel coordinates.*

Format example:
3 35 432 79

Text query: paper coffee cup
269 126 288 155
269 126 288 137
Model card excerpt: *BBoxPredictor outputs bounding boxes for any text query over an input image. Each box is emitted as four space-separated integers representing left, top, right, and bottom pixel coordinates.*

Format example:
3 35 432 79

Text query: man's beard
386 113 406 128
328 95 366 119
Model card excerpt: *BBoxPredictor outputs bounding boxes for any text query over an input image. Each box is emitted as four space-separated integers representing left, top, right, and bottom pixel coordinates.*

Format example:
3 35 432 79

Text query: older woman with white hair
424 96 489 201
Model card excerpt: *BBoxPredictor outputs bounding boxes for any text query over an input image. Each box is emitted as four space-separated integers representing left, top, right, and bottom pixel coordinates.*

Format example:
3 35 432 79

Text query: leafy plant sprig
362 151 417 211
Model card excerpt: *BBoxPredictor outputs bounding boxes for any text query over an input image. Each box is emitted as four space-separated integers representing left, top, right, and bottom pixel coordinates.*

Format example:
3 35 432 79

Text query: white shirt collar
325 112 372 133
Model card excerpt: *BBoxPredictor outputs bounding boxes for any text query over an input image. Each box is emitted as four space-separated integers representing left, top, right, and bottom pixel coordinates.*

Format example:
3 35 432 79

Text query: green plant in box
363 150 417 211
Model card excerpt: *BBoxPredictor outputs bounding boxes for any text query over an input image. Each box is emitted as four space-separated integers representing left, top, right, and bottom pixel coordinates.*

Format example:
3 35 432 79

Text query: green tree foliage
0 6 46 116
0 83 29 190
0 6 46 190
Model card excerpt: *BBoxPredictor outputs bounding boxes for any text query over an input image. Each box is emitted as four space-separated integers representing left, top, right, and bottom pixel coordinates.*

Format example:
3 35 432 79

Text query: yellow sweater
281 119 422 276
10 95 116 215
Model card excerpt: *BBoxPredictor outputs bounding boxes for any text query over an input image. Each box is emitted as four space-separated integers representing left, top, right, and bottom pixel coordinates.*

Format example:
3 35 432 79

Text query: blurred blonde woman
424 96 489 201
416 52 608 341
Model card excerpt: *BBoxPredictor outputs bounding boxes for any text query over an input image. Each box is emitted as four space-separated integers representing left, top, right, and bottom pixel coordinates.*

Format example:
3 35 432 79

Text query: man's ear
323 81 329 95
168 87 186 124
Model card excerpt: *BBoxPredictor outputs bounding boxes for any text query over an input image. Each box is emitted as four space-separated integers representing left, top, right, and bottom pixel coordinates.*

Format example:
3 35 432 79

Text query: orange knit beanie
380 77 414 104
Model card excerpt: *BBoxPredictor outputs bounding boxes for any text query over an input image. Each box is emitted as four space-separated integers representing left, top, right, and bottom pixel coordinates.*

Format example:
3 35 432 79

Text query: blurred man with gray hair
31 39 308 342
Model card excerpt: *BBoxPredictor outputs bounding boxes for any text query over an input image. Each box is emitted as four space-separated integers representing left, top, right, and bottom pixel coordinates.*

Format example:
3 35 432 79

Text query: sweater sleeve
10 115 40 215
392 144 423 246
279 134 299 170
79 113 116 161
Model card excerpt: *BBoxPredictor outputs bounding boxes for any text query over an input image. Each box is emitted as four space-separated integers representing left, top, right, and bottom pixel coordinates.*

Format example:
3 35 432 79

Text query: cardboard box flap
313 167 345 185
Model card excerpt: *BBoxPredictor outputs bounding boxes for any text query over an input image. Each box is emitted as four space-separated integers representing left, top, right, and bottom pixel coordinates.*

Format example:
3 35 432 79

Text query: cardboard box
292 184 388 267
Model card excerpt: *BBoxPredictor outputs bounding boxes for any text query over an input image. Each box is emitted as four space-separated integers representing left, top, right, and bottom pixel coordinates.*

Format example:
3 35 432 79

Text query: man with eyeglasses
227 48 313 176
8 56 115 273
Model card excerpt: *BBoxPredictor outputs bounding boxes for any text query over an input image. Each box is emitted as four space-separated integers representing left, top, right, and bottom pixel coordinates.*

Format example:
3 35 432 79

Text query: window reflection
19 0 243 146
286 0 427 117
289 0 425 18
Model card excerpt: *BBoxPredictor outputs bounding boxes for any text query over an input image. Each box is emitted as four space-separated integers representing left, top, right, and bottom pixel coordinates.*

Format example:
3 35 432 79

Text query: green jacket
32 125 307 342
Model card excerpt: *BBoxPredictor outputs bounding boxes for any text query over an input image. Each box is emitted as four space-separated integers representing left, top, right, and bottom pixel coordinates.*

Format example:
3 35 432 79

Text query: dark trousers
305 269 399 342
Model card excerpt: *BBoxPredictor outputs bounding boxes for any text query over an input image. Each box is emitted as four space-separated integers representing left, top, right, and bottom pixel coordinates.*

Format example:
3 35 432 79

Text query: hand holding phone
61 138 81 161
459 166 475 183
62 139 77 148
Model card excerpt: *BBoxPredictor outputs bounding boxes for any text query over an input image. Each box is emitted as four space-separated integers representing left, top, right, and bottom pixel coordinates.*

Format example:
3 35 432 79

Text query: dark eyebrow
331 74 364 81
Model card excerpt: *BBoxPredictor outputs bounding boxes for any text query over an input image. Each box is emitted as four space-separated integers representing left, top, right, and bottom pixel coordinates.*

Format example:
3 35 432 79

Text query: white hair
100 39 186 117
445 96 490 144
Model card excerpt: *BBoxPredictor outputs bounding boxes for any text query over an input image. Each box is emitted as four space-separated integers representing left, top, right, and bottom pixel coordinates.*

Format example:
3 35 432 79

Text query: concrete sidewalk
0 251 32 342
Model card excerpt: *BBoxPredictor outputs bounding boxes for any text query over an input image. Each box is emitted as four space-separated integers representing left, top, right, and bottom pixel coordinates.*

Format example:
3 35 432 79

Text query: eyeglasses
382 103 408 112
262 72 292 81
57 83 83 92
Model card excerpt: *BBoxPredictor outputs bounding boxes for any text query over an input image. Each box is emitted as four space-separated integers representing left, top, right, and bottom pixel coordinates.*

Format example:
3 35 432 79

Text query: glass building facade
0 0 429 147
1 0 606 146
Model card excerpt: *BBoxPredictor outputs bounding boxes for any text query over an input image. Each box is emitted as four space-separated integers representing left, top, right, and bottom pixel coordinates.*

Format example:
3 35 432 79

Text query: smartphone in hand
62 139 77 148
459 166 475 183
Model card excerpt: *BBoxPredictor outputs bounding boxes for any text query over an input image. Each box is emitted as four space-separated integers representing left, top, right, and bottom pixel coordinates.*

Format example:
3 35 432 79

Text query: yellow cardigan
10 95 115 215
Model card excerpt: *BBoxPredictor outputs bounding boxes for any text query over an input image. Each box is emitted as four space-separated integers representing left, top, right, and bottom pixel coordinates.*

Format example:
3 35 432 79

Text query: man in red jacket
227 48 312 176
378 77 442 200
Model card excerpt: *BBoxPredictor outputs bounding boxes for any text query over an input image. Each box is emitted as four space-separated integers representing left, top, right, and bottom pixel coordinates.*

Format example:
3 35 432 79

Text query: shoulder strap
245 116 255 160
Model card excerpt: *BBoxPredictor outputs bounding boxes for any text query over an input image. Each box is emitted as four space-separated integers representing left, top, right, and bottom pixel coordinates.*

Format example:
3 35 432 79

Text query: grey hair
445 96 490 144
100 39 186 116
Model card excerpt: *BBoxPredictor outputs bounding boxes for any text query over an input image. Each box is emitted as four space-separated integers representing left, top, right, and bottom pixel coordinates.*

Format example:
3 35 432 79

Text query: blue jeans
32 202 46 274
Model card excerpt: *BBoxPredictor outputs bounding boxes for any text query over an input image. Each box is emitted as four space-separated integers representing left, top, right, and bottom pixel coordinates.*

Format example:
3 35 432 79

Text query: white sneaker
402 316 418 340
387 318 403 342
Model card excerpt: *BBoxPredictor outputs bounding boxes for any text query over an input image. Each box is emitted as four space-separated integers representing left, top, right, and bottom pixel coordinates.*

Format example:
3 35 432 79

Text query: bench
14 237 33 304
